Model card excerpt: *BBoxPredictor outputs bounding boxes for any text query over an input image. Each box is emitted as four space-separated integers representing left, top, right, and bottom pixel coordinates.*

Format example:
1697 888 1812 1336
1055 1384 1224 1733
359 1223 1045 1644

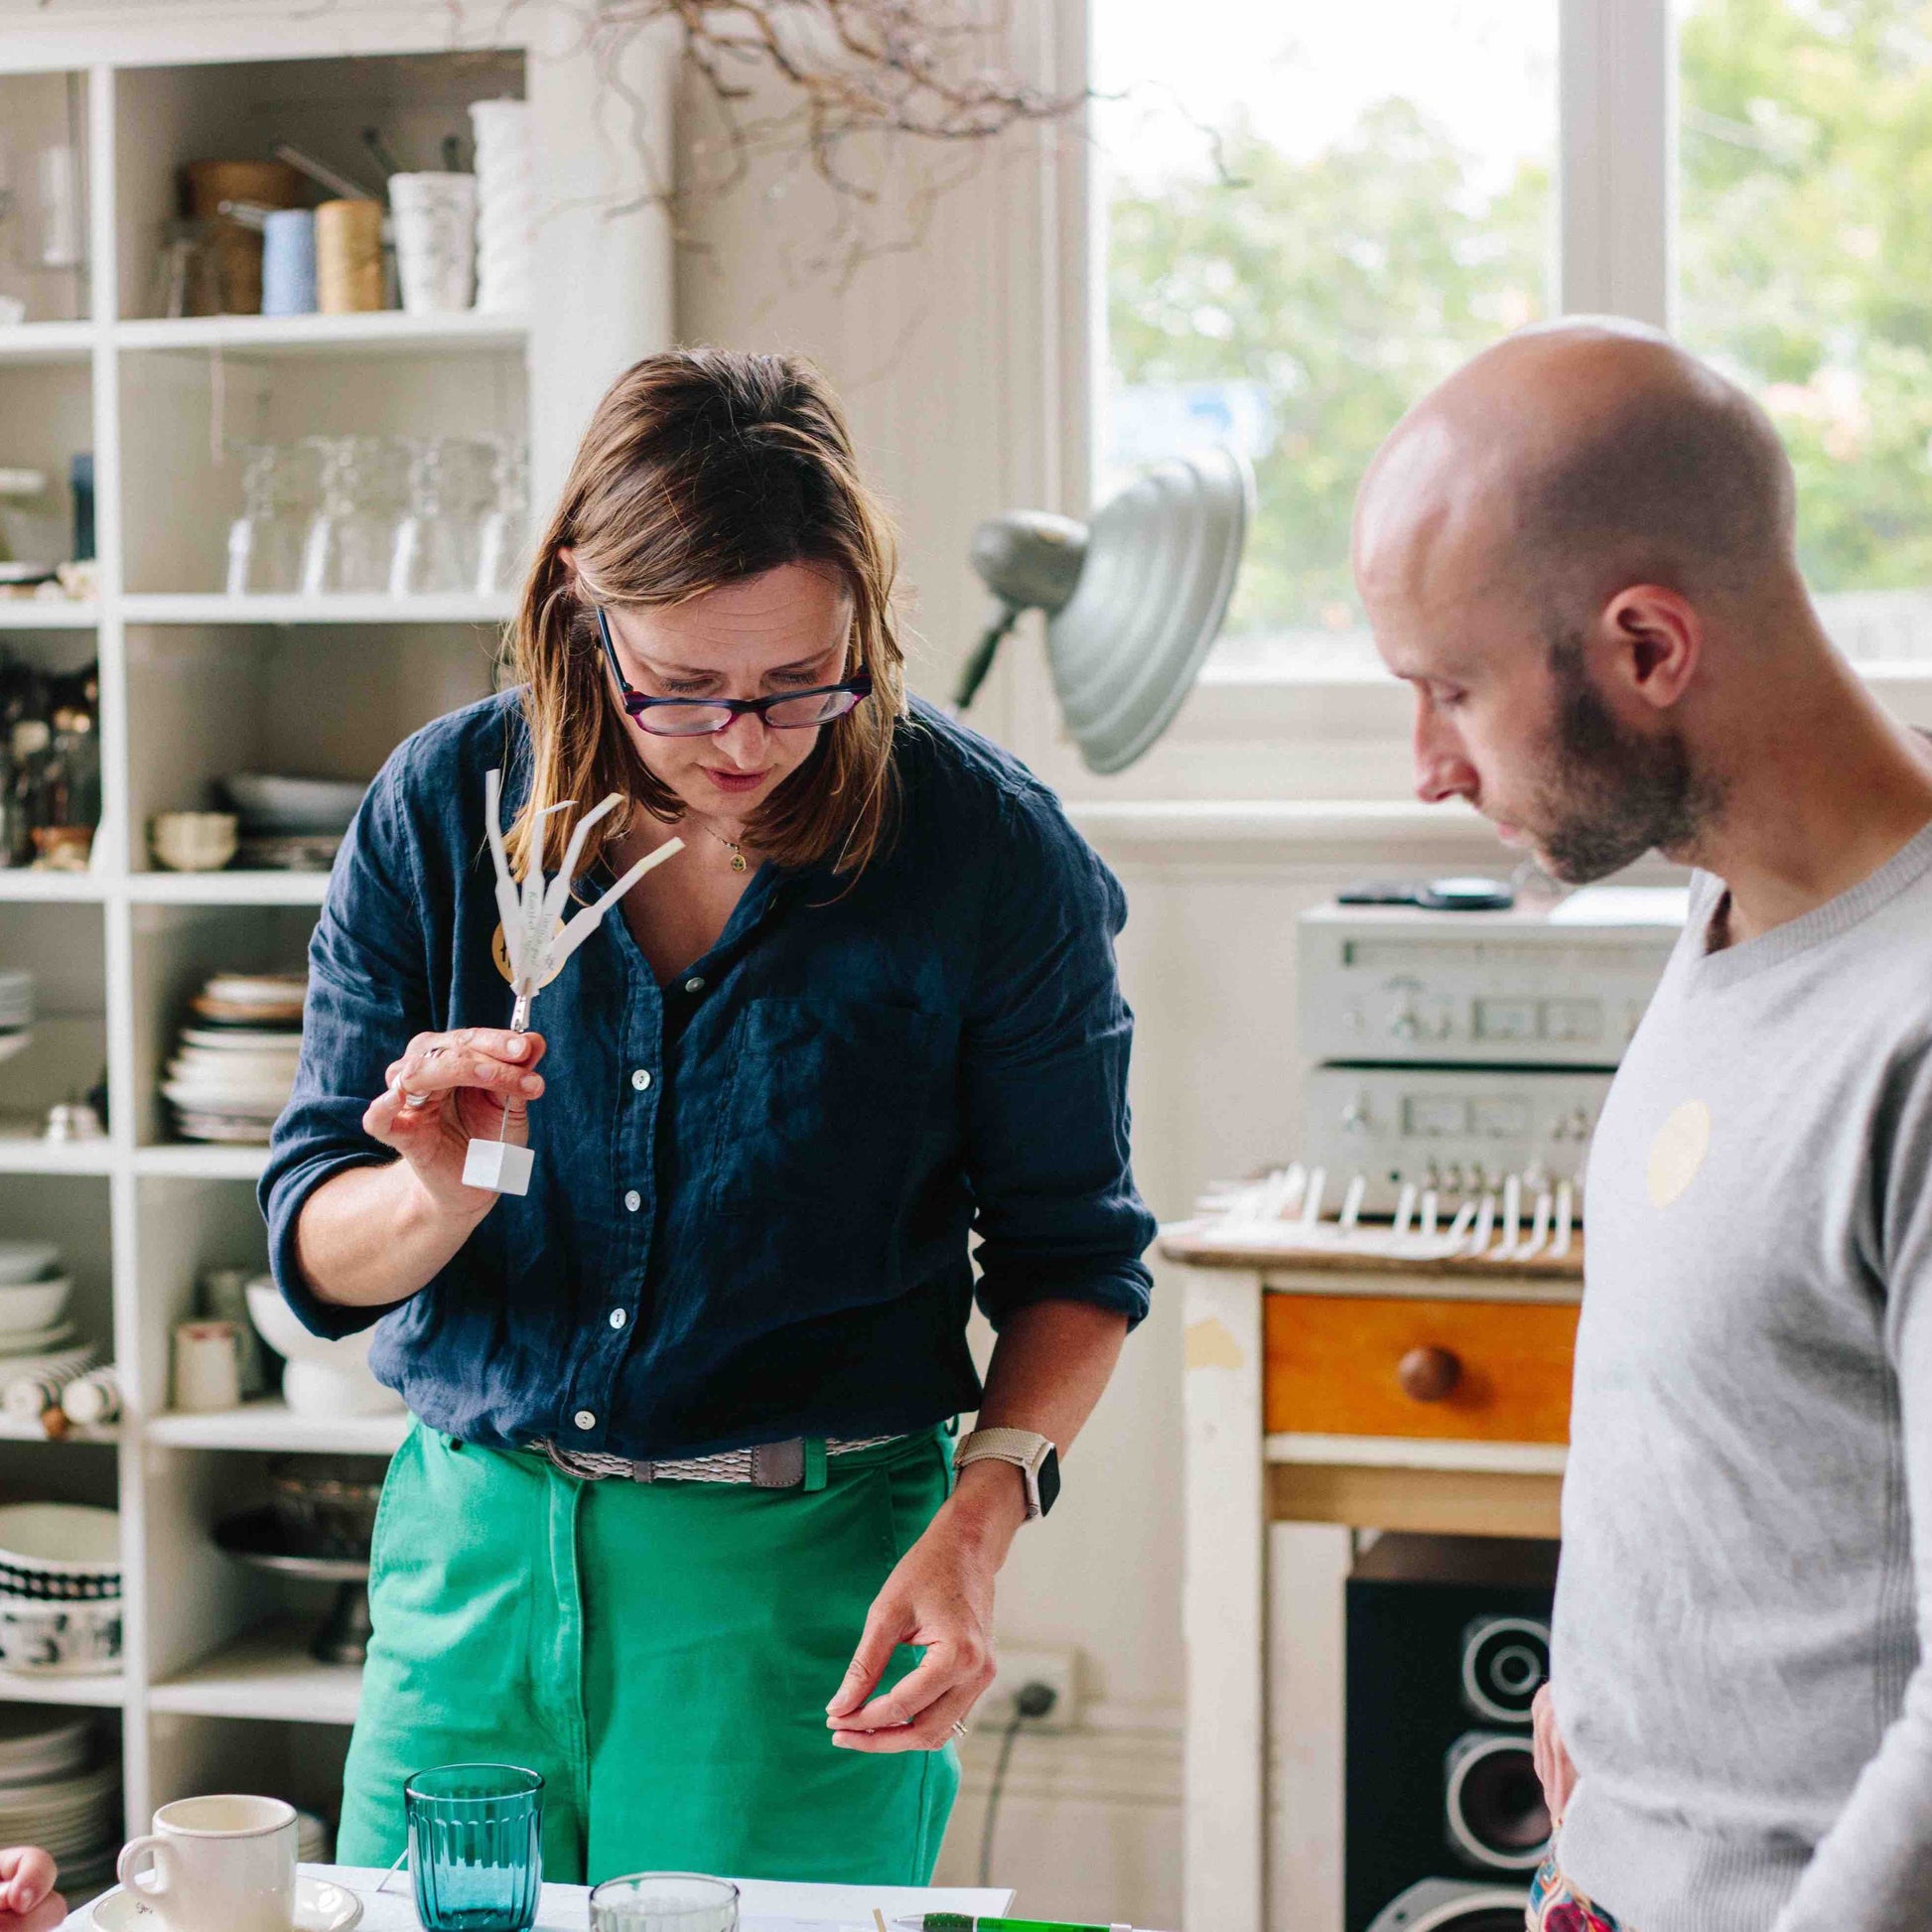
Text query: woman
262 349 1154 1886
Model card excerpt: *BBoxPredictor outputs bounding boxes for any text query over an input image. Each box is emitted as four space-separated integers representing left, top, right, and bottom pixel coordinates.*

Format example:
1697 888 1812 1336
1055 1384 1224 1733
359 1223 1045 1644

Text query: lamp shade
1046 444 1252 773
958 445 1253 773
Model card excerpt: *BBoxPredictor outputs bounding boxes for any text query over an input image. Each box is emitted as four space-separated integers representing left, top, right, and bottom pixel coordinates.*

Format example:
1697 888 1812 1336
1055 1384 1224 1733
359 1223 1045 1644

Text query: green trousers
337 1422 960 1885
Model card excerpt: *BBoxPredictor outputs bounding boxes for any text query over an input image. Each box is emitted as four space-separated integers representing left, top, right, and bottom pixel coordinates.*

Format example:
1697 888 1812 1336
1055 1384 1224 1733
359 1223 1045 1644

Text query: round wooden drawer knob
1398 1345 1462 1402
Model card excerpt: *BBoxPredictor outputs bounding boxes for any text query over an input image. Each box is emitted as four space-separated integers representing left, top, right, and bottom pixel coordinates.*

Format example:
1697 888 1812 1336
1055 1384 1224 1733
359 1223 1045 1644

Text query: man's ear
1596 583 1700 713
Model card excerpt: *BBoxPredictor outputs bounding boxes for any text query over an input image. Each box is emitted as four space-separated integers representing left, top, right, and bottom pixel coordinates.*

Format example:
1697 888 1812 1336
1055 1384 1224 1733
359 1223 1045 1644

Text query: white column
1559 0 1675 330
524 13 679 517
1181 1265 1267 1932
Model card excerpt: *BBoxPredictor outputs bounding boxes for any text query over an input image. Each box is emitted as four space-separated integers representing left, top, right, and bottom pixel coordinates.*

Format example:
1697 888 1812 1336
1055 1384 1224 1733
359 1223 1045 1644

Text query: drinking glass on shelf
225 442 318 597
589 1874 740 1932
474 436 531 598
390 437 495 598
300 435 407 598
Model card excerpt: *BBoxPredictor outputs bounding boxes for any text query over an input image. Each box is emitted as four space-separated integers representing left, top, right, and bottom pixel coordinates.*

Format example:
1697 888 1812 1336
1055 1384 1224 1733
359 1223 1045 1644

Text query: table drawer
1263 1292 1578 1443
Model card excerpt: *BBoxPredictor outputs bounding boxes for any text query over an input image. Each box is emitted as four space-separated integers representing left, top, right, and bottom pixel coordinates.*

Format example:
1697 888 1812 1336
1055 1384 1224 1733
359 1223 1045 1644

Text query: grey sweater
1553 823 1932 1932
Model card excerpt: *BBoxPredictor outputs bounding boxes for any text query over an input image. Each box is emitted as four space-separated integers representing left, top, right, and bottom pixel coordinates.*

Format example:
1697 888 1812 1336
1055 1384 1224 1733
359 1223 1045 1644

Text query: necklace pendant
730 851 748 873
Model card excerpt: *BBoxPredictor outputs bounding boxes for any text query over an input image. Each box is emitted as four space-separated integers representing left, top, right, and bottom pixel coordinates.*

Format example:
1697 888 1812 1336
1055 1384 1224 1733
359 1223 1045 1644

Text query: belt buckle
750 1440 805 1488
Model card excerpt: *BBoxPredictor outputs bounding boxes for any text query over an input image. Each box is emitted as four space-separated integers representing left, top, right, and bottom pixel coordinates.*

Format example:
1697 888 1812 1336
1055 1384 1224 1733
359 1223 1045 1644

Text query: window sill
1064 796 1509 864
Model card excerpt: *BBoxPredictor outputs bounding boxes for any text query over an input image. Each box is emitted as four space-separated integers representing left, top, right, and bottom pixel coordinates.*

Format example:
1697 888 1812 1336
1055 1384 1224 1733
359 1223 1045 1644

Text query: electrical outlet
980 1644 1079 1732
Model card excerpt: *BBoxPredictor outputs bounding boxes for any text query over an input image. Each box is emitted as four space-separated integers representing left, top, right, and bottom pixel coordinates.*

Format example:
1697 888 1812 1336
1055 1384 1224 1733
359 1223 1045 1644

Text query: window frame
1024 0 1932 808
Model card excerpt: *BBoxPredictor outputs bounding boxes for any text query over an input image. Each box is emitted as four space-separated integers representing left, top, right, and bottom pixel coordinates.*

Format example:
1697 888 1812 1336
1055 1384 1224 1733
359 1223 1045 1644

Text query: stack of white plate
0 1710 118 1891
0 969 31 1066
296 1807 332 1863
162 973 307 1144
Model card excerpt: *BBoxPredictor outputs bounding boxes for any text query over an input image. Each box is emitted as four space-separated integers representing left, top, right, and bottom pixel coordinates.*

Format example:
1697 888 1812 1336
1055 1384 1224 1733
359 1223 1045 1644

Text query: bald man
1353 321 1932 1932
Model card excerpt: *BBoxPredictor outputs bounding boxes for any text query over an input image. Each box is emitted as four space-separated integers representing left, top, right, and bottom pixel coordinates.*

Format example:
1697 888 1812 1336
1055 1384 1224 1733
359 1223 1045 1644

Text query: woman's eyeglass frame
596 606 874 738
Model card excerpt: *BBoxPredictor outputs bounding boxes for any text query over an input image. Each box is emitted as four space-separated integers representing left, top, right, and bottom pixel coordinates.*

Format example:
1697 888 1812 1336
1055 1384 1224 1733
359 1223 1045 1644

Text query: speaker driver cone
1363 1876 1532 1932
1461 1614 1551 1725
1446 1730 1553 1871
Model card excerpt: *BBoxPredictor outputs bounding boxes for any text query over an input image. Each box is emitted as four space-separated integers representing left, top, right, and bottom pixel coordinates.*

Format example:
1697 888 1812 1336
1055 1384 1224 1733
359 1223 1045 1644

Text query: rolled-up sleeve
257 758 435 1339
962 784 1155 1330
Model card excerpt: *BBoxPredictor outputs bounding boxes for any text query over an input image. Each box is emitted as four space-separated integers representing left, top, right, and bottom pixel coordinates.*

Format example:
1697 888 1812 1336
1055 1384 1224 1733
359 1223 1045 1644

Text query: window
1679 0 1932 664
1095 3 1559 680
1087 0 1932 798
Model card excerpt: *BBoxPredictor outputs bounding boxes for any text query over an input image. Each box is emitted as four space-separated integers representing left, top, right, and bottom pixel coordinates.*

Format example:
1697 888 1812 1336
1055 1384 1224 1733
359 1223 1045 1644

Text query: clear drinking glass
589 1873 741 1932
300 435 408 597
474 436 530 598
225 442 317 596
391 436 495 597
405 1762 544 1932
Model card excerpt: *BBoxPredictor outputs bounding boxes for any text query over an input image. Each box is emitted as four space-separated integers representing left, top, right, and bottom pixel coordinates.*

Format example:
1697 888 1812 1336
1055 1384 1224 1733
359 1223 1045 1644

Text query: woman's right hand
361 1027 547 1216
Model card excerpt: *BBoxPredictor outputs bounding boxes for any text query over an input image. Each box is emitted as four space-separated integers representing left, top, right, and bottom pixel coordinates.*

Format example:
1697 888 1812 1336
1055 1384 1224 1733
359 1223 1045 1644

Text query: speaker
1365 1878 1536 1932
1345 1535 1560 1932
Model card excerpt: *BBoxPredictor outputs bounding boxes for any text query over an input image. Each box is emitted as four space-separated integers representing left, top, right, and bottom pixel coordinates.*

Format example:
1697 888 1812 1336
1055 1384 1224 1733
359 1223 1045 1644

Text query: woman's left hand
824 1463 1024 1751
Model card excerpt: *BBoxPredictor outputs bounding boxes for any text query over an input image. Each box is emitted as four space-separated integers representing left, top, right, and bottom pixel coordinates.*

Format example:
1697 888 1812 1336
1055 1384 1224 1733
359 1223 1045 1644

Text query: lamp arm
951 602 1025 715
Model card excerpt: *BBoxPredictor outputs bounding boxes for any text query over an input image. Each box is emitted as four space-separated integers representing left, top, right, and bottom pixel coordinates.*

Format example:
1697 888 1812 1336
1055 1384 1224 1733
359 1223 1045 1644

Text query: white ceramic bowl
150 811 238 873
220 773 369 835
0 1596 121 1675
0 1278 71 1333
0 1243 59 1288
245 1281 404 1419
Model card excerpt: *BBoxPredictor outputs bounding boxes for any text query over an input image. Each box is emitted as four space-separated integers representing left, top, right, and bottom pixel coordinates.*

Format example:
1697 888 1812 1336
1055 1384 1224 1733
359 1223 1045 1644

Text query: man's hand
823 1461 1023 1751
0 1847 63 1931
1532 1683 1578 1825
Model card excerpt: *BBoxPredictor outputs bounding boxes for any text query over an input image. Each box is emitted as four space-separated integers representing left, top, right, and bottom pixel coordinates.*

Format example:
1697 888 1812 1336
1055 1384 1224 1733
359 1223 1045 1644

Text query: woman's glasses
597 607 873 738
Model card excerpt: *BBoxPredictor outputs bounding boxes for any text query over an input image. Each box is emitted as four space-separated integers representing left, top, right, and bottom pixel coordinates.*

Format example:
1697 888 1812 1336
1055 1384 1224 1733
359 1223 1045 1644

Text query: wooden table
1166 1224 1583 1932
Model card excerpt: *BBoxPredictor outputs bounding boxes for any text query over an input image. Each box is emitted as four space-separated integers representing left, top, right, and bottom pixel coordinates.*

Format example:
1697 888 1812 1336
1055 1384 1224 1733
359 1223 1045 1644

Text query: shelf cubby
0 0 672 1829
0 70 91 328
123 620 498 872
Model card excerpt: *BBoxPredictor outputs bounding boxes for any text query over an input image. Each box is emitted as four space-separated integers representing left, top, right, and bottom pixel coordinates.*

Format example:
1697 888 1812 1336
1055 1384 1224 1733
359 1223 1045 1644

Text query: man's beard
1524 641 1722 883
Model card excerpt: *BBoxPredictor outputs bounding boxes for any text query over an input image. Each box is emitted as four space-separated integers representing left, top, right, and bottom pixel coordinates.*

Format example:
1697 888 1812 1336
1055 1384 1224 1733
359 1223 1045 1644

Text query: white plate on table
90 1874 361 1931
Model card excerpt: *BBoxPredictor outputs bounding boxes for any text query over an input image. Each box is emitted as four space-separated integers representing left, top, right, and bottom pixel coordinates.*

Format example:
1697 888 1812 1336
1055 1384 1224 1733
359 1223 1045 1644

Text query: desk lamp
951 444 1253 773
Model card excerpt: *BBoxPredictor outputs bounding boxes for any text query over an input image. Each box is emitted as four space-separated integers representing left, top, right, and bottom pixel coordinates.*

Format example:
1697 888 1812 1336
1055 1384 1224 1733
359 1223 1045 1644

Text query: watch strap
953 1427 1058 1519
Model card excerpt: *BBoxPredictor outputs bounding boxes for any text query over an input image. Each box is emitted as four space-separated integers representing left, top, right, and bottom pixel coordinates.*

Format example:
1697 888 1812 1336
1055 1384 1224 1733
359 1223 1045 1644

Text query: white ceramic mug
117 1794 298 1932
388 172 478 314
173 1319 241 1413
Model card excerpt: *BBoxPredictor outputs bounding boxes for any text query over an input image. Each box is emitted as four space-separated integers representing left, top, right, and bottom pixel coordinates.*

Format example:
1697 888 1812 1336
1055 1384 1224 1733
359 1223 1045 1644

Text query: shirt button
631 1068 652 1091
683 976 705 994
623 1189 641 1212
574 1410 596 1432
609 1309 627 1330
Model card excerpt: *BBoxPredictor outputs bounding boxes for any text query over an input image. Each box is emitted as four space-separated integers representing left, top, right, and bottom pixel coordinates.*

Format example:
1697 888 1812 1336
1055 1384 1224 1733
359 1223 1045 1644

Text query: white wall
671 52 1524 1926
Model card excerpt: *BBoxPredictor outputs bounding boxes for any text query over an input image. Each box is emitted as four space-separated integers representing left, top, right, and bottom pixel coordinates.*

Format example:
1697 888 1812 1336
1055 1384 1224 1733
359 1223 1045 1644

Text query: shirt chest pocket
706 996 949 1308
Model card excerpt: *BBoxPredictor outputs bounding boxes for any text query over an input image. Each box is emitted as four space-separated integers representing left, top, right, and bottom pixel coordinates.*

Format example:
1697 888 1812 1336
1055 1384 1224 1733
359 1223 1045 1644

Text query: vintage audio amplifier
1297 886 1687 1215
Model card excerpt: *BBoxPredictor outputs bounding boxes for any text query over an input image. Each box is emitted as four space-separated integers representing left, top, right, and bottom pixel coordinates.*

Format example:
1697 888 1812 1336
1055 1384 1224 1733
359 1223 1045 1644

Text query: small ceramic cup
151 811 238 872
117 1795 297 1932
173 1319 241 1413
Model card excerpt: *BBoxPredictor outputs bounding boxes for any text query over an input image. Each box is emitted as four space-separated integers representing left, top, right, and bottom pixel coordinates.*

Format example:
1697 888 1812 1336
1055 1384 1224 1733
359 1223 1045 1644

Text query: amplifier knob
1398 1345 1462 1403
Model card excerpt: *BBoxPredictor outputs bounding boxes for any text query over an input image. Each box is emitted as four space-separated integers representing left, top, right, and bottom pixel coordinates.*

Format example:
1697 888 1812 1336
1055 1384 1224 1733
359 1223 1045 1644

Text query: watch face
1036 1447 1061 1517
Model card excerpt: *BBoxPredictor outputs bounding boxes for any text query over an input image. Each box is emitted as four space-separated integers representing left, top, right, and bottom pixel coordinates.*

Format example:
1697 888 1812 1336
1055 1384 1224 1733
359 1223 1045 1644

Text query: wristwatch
952 1427 1060 1520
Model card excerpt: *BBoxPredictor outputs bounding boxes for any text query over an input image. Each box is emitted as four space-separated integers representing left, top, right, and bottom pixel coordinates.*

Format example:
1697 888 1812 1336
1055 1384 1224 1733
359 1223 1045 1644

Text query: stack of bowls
0 1504 121 1675
0 970 31 1065
220 772 368 872
0 1243 95 1406
162 972 307 1143
0 1710 119 1897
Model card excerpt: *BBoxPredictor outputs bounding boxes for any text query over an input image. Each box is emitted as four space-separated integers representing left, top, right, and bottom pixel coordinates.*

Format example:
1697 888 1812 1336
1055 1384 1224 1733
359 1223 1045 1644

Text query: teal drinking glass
405 1763 544 1932
589 1872 741 1932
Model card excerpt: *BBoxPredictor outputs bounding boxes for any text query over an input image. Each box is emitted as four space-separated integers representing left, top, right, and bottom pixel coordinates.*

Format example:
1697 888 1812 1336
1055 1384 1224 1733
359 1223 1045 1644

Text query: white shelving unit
0 2 674 1840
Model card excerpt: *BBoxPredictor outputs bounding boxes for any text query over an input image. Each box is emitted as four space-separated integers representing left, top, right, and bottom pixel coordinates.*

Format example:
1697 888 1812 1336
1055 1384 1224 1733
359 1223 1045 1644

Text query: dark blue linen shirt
260 692 1154 1459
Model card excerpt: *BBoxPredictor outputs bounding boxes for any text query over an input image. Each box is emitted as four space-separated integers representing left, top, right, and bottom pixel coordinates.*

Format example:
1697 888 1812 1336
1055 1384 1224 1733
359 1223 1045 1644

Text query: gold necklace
703 824 749 873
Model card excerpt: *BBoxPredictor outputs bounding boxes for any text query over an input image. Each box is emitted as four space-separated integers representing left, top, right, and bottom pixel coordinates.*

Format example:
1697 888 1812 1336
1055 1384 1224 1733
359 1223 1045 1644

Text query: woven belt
531 1433 903 1487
